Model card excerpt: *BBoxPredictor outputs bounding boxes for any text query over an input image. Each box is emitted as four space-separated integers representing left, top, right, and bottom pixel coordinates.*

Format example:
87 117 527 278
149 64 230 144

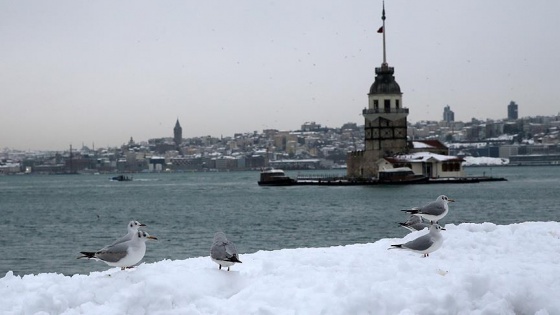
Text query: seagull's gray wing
407 221 430 231
420 201 446 216
105 232 133 248
224 240 238 256
95 242 129 263
402 234 434 251
211 241 228 260
403 215 422 225
211 239 239 261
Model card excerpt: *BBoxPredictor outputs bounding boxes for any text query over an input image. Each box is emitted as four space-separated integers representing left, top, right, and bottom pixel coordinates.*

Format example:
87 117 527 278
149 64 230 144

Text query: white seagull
401 195 455 224
389 224 445 257
78 230 157 269
210 232 242 271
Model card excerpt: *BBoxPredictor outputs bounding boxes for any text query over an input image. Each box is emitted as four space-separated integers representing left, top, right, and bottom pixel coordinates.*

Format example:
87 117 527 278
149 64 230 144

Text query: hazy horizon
2 0 559 151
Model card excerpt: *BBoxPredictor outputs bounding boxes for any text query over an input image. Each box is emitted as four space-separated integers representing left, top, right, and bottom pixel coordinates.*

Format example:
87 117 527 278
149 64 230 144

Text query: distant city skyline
1 0 559 151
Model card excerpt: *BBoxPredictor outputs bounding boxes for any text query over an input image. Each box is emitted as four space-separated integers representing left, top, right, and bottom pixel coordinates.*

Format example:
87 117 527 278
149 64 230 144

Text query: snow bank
463 156 509 166
2 222 559 315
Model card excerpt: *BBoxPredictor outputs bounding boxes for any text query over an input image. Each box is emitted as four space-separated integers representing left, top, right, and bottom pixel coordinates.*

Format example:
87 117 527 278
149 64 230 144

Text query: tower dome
369 65 401 95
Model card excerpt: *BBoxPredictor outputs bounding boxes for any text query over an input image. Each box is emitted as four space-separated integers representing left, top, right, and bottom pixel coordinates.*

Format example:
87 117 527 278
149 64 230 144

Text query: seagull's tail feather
227 255 242 263
77 252 96 259
388 244 403 250
401 209 420 214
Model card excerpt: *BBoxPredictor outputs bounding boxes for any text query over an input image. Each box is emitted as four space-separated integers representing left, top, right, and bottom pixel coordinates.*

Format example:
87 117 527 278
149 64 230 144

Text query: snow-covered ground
2 222 559 315
463 156 509 166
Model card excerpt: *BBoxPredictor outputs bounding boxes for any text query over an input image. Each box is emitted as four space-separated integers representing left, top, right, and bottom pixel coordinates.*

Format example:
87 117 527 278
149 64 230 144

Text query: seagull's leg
219 265 222 270
227 267 230 271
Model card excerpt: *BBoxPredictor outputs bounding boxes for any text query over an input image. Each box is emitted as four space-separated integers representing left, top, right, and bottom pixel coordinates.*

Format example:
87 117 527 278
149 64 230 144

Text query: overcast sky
1 0 559 151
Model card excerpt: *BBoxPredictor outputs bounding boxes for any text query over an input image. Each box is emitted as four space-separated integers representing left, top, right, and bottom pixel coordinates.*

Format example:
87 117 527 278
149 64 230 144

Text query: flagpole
382 0 387 66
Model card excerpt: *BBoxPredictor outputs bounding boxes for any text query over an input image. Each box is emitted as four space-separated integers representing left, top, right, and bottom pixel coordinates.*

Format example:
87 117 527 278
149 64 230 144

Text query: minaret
173 118 183 149
347 1 409 178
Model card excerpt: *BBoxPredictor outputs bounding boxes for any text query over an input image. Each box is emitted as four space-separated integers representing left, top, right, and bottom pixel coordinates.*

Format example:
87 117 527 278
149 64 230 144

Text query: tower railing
363 108 409 115
375 66 394 74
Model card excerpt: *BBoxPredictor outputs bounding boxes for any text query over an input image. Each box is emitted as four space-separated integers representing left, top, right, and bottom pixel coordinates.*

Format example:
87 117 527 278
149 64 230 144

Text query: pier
258 170 507 186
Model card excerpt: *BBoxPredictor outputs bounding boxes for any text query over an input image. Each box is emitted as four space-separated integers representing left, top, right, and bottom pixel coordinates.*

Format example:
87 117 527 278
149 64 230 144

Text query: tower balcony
362 107 409 122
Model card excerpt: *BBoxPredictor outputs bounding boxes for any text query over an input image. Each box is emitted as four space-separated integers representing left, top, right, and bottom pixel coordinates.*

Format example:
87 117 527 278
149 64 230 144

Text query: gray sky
1 0 559 151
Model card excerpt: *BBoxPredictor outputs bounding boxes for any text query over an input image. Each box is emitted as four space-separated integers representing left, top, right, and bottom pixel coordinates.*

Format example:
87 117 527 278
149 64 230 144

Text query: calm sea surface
1 166 558 276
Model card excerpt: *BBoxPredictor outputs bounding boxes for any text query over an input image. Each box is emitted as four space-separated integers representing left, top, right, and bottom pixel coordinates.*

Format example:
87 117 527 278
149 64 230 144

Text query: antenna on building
381 0 387 66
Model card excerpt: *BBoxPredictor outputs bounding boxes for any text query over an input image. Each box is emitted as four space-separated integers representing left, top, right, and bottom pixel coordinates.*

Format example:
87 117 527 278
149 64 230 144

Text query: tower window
373 100 379 110
396 99 400 109
384 99 391 111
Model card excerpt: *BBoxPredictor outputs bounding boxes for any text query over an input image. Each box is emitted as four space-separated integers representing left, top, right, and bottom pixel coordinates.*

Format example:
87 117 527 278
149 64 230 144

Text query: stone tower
347 2 409 178
173 118 182 148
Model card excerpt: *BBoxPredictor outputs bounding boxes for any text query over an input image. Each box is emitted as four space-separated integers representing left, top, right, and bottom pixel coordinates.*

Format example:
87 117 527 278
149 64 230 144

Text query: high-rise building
173 119 182 147
508 101 518 120
347 2 408 178
443 105 455 123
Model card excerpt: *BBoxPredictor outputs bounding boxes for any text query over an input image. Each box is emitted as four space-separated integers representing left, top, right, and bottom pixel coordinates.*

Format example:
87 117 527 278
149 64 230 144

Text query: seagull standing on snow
399 215 430 232
78 230 157 270
401 195 455 224
210 232 242 271
389 224 445 257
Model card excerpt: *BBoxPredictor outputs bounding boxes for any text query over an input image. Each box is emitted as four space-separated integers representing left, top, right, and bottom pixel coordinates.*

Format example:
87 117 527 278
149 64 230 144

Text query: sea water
1 166 558 276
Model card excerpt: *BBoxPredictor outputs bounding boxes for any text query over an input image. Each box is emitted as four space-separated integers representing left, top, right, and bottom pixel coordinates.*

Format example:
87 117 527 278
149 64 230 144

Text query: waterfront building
347 3 409 178
378 152 465 178
347 3 469 179
509 154 560 166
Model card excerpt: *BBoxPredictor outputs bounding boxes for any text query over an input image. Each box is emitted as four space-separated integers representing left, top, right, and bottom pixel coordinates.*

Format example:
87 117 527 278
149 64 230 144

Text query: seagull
399 215 430 232
389 224 445 257
210 232 242 271
78 230 157 270
104 220 147 248
401 195 455 224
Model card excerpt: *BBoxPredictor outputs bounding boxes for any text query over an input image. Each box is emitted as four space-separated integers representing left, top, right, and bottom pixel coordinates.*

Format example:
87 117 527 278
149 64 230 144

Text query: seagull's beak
139 223 147 227
448 198 455 202
147 236 158 240
440 227 446 230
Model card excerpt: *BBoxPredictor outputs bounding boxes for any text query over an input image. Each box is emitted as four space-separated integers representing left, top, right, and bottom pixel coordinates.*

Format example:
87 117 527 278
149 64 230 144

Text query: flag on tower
377 26 384 33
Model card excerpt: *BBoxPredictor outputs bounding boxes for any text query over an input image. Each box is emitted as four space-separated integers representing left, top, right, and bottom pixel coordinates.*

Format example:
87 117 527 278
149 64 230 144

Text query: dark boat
258 168 296 186
111 175 133 182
